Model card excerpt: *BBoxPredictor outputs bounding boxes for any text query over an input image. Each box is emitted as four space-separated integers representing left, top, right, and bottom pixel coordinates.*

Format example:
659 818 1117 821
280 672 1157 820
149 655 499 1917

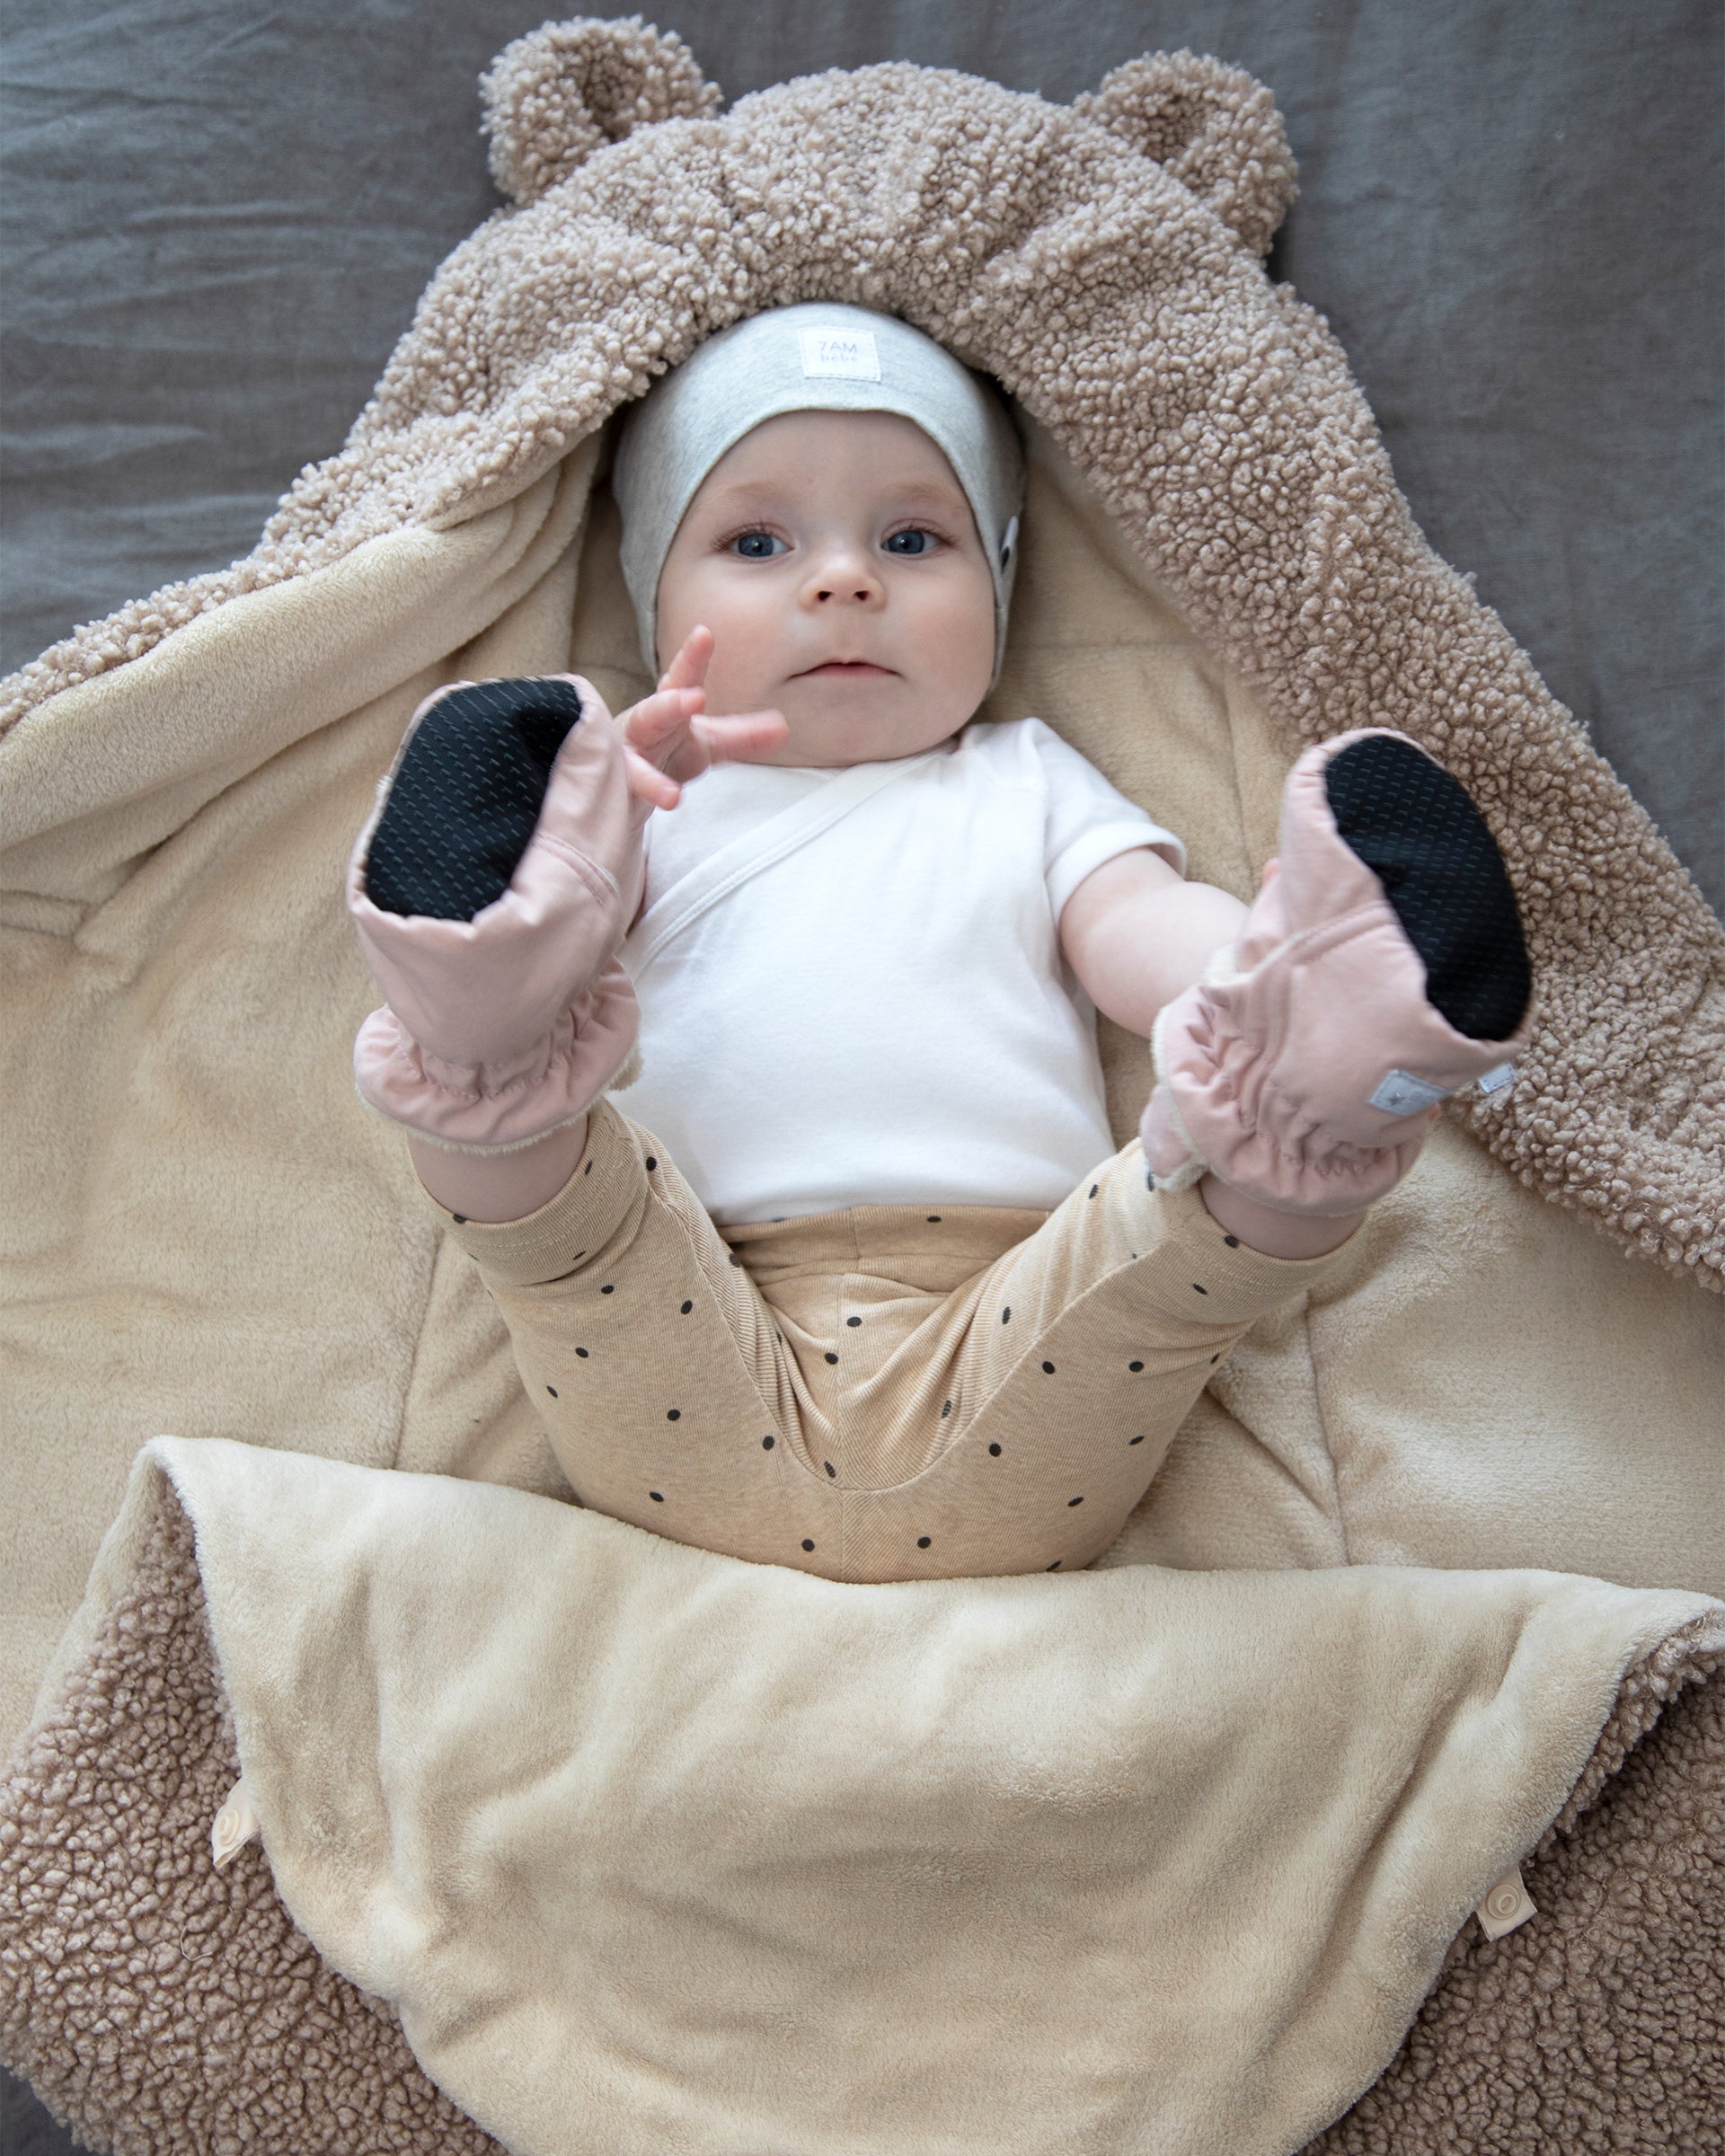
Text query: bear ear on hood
1073 51 1297 258
482 15 721 207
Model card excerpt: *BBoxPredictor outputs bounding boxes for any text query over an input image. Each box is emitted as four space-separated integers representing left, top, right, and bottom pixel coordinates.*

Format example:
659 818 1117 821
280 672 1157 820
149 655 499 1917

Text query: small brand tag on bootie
799 328 880 380
1474 1863 1536 1940
1475 1060 1517 1094
1369 1068 1449 1116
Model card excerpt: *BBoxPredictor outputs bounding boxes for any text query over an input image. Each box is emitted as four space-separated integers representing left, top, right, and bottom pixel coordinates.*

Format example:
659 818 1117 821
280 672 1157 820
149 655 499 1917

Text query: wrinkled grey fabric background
1 2 1720 2147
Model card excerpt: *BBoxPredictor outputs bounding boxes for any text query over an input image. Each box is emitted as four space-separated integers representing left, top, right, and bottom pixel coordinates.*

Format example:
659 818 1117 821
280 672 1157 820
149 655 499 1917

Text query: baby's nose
803 540 882 605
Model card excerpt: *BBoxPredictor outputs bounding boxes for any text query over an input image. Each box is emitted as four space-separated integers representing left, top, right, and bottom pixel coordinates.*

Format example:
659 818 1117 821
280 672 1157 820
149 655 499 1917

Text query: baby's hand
618 626 788 810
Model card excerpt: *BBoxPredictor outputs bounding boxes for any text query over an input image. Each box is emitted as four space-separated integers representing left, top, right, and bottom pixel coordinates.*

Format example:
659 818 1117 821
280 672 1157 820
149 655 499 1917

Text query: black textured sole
1324 735 1531 1041
364 677 586 921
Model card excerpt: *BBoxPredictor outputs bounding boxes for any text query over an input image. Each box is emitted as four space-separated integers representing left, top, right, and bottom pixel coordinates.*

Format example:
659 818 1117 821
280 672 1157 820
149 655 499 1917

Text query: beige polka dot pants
442 1100 1344 1583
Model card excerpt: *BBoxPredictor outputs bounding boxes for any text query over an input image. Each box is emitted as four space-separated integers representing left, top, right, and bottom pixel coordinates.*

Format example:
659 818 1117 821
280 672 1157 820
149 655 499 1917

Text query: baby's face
654 410 996 766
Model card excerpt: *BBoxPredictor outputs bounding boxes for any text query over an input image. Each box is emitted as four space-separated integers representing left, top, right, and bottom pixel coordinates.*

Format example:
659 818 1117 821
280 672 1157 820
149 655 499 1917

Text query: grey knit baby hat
612 304 1025 676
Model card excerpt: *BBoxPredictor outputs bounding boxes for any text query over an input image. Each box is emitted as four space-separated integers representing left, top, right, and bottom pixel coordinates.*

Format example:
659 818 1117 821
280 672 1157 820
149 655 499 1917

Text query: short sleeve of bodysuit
1013 718 1187 917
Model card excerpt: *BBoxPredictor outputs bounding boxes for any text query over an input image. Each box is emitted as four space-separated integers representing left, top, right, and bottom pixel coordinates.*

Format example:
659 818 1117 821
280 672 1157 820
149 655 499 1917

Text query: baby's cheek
672 591 777 714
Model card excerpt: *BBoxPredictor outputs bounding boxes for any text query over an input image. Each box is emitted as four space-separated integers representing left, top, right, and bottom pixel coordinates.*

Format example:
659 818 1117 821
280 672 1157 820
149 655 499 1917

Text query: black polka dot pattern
644 1155 658 1171
452 1214 467 1224
527 1131 1286 1586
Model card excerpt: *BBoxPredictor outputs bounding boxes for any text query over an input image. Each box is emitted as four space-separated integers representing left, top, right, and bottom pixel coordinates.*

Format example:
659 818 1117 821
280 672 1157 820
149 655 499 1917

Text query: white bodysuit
619 718 1182 1224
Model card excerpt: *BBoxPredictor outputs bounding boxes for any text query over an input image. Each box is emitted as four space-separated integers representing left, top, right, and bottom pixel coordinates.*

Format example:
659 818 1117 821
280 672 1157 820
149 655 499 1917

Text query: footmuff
3 21 1721 2156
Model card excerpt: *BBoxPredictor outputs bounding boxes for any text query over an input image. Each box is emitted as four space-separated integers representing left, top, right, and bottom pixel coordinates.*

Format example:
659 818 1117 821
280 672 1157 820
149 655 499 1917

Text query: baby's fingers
623 743 683 811
622 684 705 757
691 709 790 768
657 625 713 697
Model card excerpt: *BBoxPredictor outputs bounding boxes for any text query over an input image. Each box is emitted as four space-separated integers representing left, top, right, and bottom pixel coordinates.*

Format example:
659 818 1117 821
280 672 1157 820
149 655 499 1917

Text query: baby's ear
481 16 721 207
1073 51 1296 259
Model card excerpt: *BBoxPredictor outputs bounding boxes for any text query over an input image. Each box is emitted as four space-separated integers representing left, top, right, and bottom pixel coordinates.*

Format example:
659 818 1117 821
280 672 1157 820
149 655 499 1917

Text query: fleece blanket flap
14 1433 1716 2156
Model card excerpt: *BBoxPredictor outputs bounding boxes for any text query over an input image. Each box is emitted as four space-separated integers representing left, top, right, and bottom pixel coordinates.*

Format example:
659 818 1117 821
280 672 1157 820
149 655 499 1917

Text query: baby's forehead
688 408 968 501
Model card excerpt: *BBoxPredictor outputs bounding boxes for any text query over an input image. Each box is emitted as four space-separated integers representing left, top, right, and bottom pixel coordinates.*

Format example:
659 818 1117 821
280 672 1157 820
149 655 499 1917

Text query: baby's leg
829 1149 1342 1582
438 1100 849 1571
839 735 1537 1580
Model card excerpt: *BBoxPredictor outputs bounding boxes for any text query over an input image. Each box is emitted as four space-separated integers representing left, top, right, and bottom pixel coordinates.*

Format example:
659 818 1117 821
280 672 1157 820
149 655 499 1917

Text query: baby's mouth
796 659 894 678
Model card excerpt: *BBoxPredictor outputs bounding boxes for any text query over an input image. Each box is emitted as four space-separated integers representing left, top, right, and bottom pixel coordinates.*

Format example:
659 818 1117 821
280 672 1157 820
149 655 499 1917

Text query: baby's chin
748 681 980 767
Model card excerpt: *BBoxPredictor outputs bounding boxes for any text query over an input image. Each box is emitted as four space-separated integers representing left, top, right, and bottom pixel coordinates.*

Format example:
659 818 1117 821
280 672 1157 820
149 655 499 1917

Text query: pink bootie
348 675 644 1152
1141 729 1535 1216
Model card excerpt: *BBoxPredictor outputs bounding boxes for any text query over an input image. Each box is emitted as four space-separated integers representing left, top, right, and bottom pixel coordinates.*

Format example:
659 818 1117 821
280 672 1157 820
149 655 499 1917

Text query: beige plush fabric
1301 1637 1725 2155
0 1496 499 2156
4 1436 1720 2156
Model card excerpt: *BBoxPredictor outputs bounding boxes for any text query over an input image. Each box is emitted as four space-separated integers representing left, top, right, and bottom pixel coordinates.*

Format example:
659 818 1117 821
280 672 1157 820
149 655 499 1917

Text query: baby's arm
1058 849 1247 1036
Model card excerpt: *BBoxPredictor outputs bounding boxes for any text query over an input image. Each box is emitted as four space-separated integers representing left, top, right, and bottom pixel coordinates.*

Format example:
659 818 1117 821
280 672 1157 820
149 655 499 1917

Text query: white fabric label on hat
799 328 881 380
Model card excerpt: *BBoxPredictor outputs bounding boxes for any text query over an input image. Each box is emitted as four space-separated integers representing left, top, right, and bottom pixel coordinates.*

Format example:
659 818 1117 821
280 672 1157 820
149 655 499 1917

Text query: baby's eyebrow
878 485 969 517
700 480 789 511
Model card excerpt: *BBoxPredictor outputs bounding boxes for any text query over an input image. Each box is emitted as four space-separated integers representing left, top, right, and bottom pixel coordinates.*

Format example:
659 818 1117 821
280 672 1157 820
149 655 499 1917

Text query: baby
348 305 1532 1582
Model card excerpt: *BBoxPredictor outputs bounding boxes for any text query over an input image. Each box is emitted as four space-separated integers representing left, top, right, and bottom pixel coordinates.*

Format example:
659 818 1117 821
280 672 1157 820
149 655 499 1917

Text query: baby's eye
729 530 787 560
883 527 940 557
